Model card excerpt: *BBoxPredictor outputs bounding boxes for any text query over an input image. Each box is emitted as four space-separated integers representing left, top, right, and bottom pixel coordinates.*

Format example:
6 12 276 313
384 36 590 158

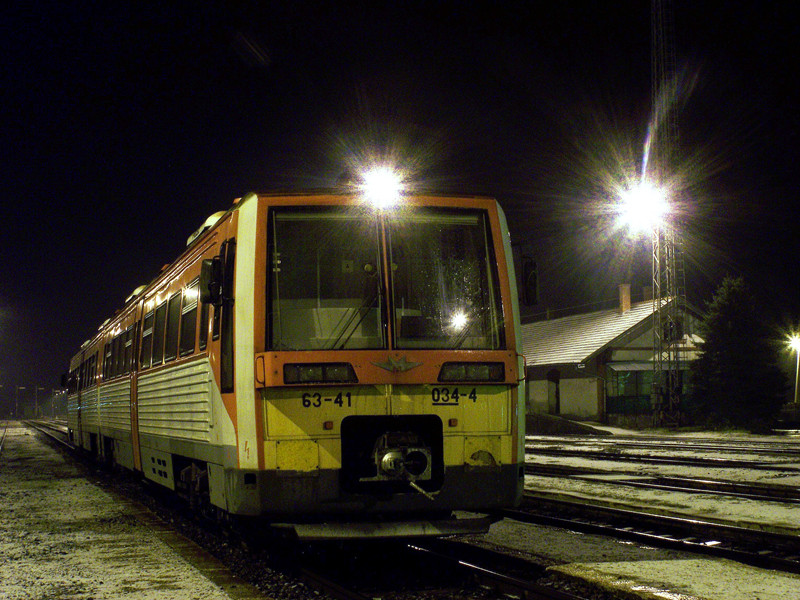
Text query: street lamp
616 179 669 235
615 177 686 426
789 334 800 407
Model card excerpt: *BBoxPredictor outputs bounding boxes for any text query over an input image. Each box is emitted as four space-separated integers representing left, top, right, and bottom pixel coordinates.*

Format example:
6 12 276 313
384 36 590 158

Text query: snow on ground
0 425 262 600
483 426 800 599
484 519 800 600
524 426 800 534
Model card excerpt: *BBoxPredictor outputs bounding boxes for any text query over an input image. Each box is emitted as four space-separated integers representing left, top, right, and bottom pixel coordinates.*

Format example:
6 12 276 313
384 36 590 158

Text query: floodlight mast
650 0 687 428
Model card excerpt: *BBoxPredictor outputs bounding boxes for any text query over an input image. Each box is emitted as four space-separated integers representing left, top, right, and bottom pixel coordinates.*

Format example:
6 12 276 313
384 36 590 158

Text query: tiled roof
520 301 656 365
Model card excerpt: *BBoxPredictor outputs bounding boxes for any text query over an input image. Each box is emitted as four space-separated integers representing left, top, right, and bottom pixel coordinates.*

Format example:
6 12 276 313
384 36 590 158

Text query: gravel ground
0 425 257 600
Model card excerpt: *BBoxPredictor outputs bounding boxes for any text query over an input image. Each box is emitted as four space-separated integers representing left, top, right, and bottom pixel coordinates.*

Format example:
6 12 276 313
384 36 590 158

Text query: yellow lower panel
276 439 319 471
318 437 340 469
465 435 502 466
442 436 464 466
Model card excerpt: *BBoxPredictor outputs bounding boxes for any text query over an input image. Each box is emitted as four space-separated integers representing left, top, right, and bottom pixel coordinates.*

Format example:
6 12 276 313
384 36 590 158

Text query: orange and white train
65 191 525 539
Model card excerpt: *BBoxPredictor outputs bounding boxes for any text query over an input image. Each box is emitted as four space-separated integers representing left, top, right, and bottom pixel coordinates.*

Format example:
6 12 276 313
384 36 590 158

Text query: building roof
520 301 656 366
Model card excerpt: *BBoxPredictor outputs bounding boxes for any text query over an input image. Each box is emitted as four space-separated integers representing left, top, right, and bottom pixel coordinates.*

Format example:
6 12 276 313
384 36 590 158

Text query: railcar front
226 193 525 540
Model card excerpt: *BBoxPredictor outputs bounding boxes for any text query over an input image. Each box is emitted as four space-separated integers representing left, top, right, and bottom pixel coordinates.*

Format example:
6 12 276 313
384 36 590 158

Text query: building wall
527 380 549 414
526 373 601 420
559 377 600 419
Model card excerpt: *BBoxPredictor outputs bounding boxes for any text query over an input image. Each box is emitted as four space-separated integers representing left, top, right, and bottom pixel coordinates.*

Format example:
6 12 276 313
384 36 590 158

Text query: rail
499 496 800 575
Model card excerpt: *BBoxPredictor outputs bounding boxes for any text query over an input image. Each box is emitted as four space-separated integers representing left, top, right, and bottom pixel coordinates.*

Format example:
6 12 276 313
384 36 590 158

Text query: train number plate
301 391 352 408
431 387 478 406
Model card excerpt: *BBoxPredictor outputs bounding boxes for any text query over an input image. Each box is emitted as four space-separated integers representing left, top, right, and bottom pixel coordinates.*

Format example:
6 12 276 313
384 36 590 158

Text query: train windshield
387 209 504 349
269 208 386 350
268 206 505 351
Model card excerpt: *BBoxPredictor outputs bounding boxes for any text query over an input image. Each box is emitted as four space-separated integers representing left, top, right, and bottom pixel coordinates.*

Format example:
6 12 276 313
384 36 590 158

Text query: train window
151 301 167 366
111 336 121 377
103 342 112 380
68 369 78 394
387 209 505 350
199 301 209 351
123 326 134 374
179 280 199 357
220 240 236 392
78 360 86 391
140 311 155 369
164 292 182 362
268 209 384 351
86 354 96 388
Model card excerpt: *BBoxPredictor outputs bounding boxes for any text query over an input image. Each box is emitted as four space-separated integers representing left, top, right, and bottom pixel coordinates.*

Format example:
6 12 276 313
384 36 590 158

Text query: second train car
65 191 525 539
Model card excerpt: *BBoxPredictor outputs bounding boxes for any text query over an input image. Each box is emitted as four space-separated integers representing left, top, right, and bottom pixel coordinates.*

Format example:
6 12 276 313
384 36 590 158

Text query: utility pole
650 0 687 427
15 386 26 418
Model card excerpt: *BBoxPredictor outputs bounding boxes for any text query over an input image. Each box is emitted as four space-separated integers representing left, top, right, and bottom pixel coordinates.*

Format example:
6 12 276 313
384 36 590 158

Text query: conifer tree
690 276 787 431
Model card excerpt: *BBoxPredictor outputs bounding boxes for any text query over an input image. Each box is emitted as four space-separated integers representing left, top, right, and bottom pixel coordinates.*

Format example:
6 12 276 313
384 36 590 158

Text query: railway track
525 446 800 471
23 419 72 449
525 463 800 503
409 539 590 600
20 420 599 600
500 496 800 575
526 435 800 458
0 421 9 458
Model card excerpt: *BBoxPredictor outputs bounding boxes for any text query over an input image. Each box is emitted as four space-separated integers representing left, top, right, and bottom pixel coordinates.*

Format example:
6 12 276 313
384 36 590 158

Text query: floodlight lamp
359 166 404 209
789 334 800 352
617 180 669 234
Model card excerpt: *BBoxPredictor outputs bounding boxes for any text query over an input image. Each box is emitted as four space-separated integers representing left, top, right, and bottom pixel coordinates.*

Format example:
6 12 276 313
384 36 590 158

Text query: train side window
123 326 134 374
103 342 112 380
86 354 96 388
78 361 86 391
92 352 98 386
199 301 209 351
151 301 167 366
180 280 199 357
164 292 182 362
220 239 236 393
112 334 123 378
140 311 155 369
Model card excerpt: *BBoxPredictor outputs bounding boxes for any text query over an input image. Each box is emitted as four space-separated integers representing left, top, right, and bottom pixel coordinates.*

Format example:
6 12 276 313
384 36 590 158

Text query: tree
689 276 787 431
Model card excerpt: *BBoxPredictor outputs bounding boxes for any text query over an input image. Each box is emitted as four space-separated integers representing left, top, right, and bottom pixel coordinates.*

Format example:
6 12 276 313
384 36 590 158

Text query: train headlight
438 362 505 383
283 362 358 384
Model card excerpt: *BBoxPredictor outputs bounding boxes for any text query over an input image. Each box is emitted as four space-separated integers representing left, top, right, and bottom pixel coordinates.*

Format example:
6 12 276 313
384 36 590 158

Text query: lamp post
15 385 26 418
790 335 800 407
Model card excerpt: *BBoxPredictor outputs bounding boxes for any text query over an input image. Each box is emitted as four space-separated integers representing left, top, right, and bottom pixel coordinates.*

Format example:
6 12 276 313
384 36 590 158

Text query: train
64 190 525 540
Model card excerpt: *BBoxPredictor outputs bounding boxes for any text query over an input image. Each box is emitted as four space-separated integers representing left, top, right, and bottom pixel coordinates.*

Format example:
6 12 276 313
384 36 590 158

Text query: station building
520 284 703 428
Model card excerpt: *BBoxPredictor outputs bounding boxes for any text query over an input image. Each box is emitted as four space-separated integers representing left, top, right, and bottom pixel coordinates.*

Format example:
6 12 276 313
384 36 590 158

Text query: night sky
2 2 799 402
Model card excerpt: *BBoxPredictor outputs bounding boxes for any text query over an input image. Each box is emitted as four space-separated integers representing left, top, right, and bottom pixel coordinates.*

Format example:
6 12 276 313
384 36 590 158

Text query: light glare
450 311 468 331
789 335 800 352
617 180 669 234
360 166 403 209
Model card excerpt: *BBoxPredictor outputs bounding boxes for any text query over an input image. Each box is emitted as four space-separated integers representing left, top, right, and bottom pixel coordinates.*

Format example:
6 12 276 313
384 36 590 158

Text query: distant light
359 166 404 209
617 180 669 234
450 311 468 331
789 335 800 352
